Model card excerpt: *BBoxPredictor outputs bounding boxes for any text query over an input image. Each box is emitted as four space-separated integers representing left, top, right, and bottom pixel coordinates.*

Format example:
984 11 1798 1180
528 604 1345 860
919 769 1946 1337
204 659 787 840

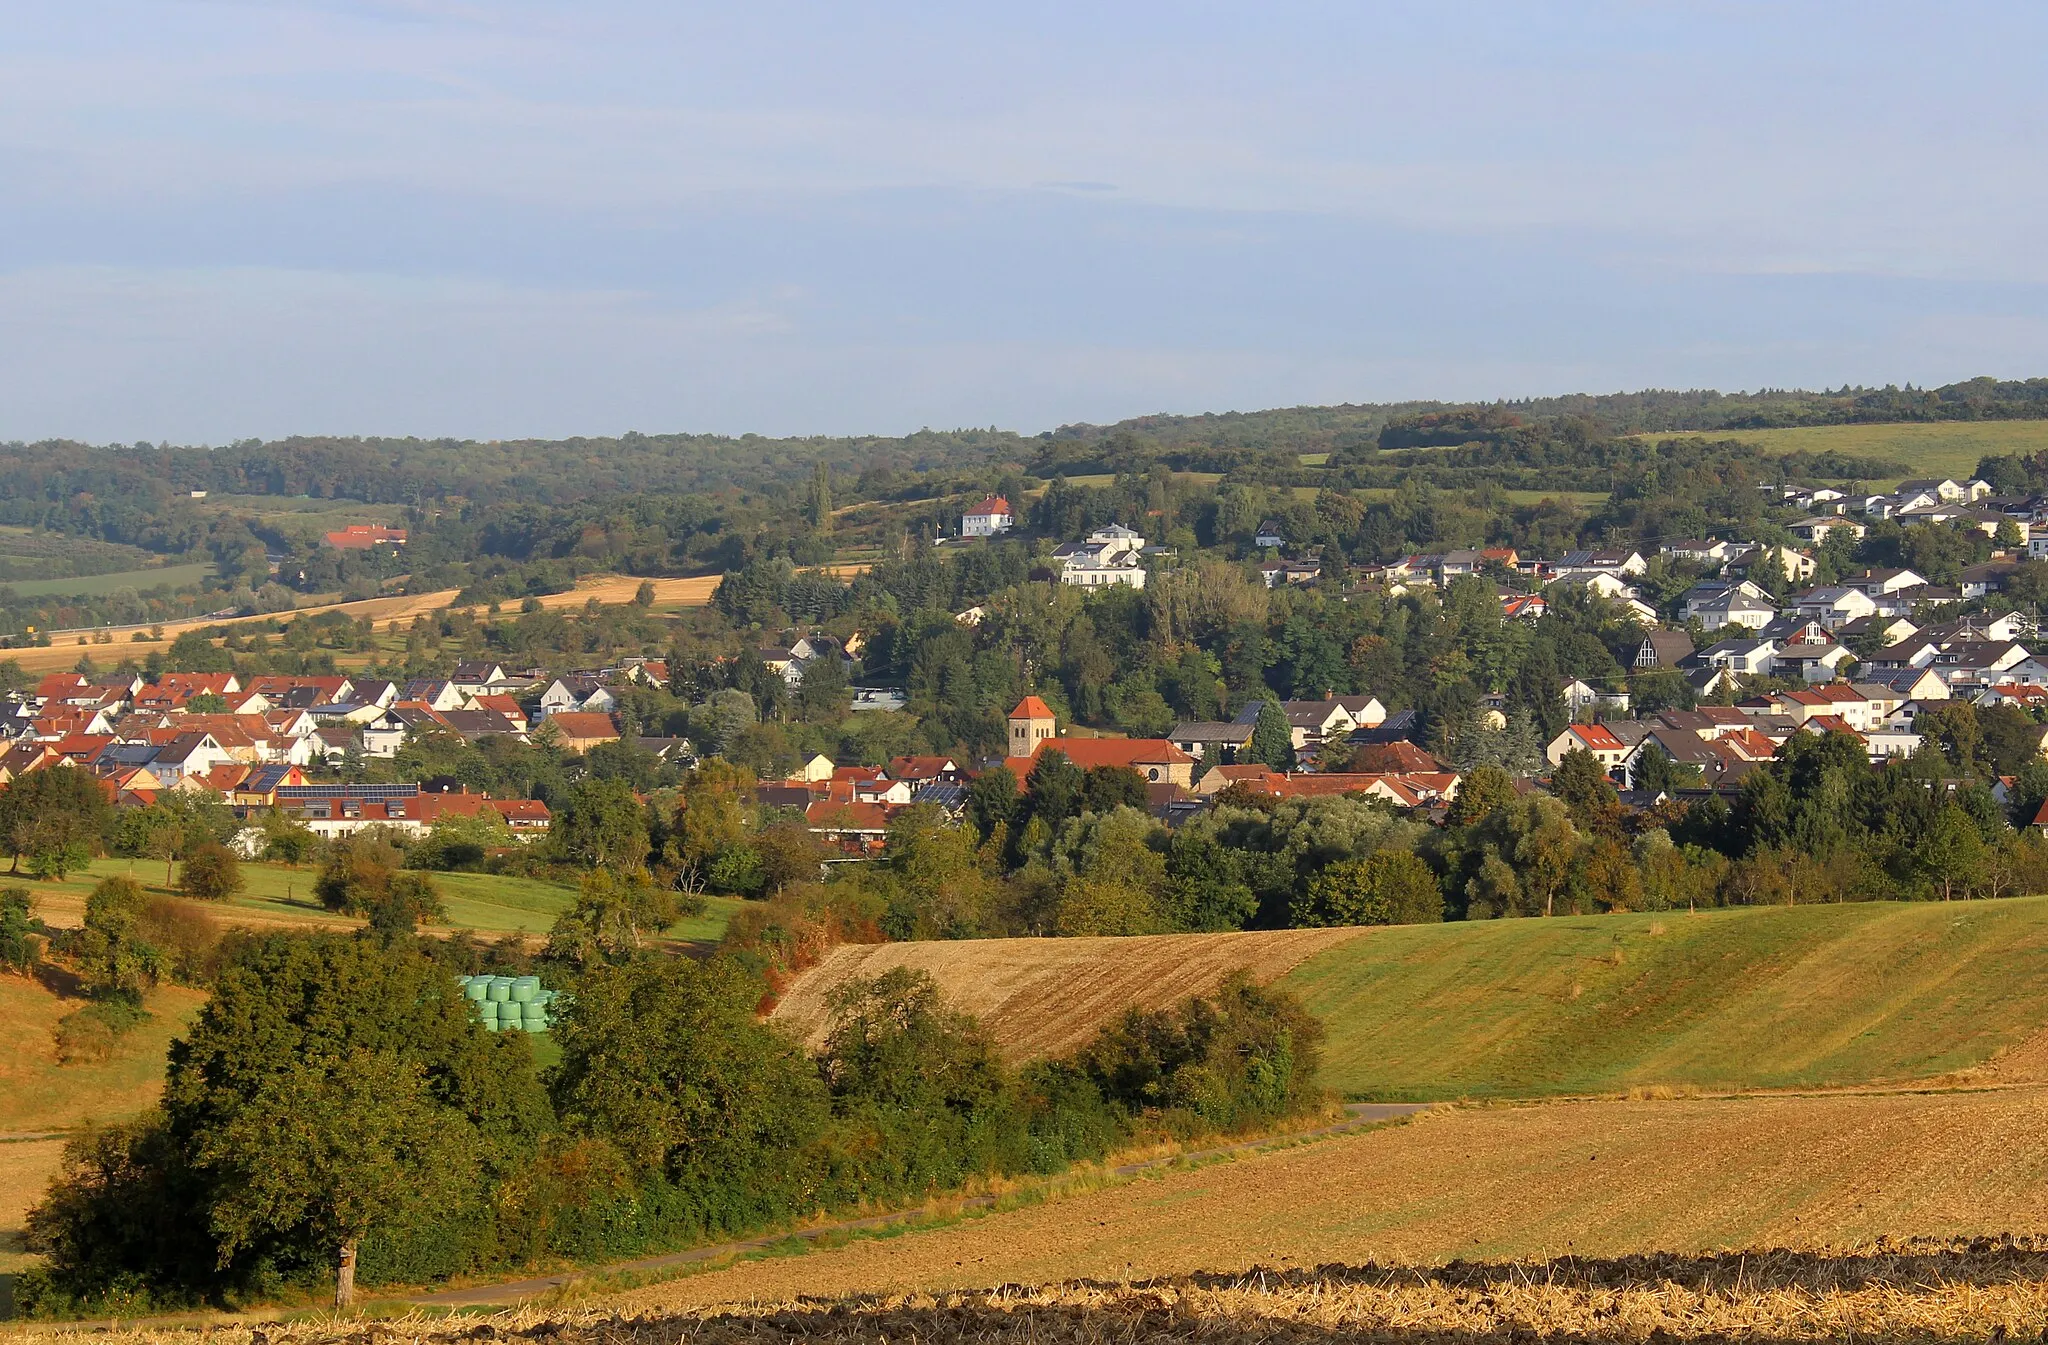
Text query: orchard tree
179 842 245 902
0 767 111 878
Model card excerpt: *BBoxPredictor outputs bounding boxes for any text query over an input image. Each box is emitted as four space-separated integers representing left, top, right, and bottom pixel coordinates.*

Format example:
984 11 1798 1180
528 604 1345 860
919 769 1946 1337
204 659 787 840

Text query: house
324 524 408 549
545 712 620 753
448 661 507 695
402 680 469 712
1057 524 1148 589
1633 631 1696 671
1259 558 1322 588
1728 544 1816 584
1546 722 1630 771
1896 478 1966 503
1555 548 1648 578
1786 516 1867 544
1561 679 1630 715
1775 642 1857 683
1169 721 1257 763
961 494 1013 538
1791 586 1879 630
805 800 894 855
1659 538 1734 564
1683 580 1776 631
1254 519 1289 549
1230 698 1364 753
1500 592 1550 620
1846 567 1927 598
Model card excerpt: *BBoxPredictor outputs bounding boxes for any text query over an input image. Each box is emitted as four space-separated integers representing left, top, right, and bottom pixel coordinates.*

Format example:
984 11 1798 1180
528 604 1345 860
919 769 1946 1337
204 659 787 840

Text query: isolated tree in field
0 766 111 878
179 841 244 902
1251 698 1294 770
633 580 656 607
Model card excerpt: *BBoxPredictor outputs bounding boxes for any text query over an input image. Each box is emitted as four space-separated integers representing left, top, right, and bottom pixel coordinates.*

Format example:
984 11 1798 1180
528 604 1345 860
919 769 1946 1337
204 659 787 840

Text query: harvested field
769 928 1367 1061
580 1085 2048 1310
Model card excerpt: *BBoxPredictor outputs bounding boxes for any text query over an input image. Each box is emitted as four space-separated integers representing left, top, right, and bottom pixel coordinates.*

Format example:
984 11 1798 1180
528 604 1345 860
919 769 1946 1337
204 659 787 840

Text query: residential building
961 494 1013 537
1057 524 1148 589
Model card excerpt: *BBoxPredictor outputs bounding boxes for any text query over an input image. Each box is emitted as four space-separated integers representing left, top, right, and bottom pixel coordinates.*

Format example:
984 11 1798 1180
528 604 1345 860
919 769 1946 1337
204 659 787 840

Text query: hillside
767 929 1365 1061
769 900 2048 1099
1278 897 2048 1100
0 975 208 1310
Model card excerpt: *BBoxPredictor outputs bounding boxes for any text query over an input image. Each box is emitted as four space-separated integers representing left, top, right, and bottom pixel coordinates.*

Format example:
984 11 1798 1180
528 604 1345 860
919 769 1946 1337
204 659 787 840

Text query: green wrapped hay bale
487 980 512 1003
464 981 490 1001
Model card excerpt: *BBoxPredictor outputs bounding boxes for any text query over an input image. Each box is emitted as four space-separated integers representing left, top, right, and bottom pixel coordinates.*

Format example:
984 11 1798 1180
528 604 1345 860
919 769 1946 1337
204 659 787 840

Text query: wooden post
335 1237 358 1309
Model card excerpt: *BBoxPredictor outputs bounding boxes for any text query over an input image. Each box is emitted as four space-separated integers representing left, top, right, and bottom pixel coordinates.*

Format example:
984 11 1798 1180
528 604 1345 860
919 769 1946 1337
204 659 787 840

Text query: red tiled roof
1009 695 1056 720
1570 724 1625 750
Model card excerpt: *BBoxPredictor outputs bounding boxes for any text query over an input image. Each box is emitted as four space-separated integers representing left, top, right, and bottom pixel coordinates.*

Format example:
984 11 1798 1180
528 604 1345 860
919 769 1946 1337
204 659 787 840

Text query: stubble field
768 928 1366 1060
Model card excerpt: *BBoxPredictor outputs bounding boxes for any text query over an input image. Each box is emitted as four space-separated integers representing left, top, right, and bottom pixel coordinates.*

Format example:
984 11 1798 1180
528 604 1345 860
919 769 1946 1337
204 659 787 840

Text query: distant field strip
1279 897 2048 1099
3 561 216 598
770 928 1366 1061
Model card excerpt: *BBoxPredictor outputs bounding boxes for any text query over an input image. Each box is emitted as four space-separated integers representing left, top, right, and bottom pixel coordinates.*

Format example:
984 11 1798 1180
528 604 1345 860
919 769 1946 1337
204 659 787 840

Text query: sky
4 1 2047 444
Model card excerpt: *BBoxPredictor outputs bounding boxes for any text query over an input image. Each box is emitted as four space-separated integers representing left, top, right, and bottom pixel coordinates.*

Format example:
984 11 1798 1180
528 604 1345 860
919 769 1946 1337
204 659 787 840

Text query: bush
1073 975 1325 1136
0 885 44 973
54 999 150 1065
178 842 244 902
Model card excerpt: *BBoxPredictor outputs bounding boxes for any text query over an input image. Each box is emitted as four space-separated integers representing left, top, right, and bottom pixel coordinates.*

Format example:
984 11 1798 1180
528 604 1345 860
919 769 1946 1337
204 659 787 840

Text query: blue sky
4 1 2046 443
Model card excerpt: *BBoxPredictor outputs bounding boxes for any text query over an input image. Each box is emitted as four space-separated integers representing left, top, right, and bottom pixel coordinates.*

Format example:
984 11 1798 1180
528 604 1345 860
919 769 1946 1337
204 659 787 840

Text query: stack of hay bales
456 974 559 1032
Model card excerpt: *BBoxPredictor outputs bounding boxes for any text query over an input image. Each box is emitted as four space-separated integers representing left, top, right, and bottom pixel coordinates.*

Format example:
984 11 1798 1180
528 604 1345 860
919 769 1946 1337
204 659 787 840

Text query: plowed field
769 928 1367 1060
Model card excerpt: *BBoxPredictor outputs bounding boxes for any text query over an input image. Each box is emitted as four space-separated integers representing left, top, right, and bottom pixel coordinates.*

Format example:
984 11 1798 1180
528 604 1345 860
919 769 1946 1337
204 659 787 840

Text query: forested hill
0 427 1031 512
1035 376 2048 473
10 376 2048 513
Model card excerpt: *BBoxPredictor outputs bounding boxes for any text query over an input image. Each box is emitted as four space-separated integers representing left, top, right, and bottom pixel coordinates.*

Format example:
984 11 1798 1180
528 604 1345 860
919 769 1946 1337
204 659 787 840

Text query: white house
962 495 1013 538
1057 524 1149 590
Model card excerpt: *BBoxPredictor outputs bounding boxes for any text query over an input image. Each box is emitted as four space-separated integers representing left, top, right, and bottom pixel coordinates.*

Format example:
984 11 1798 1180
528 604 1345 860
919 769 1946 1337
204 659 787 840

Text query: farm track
768 928 1368 1062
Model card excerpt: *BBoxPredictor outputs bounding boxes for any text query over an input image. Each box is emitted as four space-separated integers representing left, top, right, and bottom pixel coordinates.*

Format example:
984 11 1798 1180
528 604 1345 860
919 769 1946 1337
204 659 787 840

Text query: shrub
178 842 244 902
0 885 44 973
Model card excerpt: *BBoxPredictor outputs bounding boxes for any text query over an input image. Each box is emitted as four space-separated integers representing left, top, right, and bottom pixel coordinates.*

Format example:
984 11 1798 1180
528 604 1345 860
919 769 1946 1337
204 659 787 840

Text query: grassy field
769 929 1363 1061
1645 419 2048 485
4 561 215 599
19 859 743 945
1279 897 2048 1100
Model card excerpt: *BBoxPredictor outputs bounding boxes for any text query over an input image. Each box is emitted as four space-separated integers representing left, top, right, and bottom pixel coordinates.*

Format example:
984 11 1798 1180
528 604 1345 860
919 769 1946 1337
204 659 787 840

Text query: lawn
1278 895 2048 1099
1641 420 2048 486
3 560 216 598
